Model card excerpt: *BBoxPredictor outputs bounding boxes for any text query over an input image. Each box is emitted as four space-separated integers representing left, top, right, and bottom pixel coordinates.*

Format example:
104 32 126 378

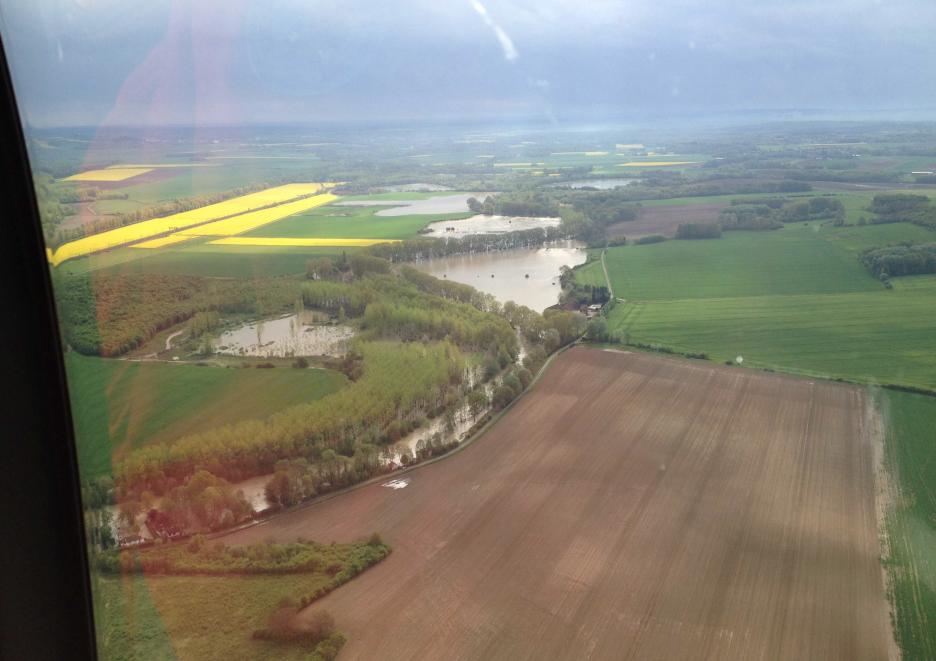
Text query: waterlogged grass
881 389 936 660
66 353 346 478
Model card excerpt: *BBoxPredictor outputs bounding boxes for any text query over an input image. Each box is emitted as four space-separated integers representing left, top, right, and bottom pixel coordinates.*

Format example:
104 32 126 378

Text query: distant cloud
470 0 519 61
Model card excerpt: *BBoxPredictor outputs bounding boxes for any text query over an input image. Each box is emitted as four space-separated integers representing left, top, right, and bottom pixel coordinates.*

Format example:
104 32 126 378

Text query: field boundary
600 248 614 298
869 390 902 661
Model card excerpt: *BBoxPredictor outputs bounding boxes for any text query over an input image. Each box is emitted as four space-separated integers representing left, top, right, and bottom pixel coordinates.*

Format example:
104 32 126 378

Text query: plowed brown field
225 347 891 660
607 202 726 239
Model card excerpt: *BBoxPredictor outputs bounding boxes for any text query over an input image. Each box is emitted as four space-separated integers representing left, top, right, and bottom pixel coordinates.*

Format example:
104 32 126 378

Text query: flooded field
231 474 274 512
388 392 489 465
337 192 490 216
413 242 586 311
377 183 451 192
216 313 353 357
548 177 640 189
423 214 559 237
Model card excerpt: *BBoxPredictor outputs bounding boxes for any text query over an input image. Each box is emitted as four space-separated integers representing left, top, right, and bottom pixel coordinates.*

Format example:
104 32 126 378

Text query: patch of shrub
676 222 722 240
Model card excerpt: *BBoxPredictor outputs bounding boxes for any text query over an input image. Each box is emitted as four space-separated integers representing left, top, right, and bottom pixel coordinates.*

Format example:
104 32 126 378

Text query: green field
84 161 325 214
63 243 354 278
92 544 365 661
244 204 470 240
634 188 936 225
881 389 936 661
598 225 882 301
589 222 936 389
610 288 936 388
67 353 346 477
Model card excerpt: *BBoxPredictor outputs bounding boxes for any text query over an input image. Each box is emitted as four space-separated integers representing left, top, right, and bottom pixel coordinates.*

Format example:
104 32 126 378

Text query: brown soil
224 347 891 660
608 203 727 239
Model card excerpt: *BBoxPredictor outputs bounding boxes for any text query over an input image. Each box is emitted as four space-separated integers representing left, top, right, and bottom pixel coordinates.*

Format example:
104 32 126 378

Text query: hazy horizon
3 0 936 129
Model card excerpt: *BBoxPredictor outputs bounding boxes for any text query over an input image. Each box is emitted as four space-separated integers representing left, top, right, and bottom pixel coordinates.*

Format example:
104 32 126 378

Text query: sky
1 0 936 127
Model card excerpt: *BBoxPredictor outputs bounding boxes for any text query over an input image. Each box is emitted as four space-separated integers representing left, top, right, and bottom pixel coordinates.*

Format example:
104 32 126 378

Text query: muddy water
232 474 273 512
413 242 586 311
387 396 488 466
216 313 353 358
423 214 559 238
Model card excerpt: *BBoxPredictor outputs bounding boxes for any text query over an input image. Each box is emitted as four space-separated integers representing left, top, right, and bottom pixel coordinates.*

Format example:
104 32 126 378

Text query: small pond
216 313 353 358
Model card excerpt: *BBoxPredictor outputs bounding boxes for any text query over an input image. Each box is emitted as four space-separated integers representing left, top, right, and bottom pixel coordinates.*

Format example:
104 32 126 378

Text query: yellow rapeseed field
618 161 699 167
209 237 397 247
177 193 338 237
63 168 154 182
130 234 194 249
49 183 336 265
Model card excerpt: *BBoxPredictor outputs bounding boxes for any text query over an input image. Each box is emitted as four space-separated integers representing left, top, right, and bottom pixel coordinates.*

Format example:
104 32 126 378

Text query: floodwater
232 474 273 512
423 214 560 238
379 183 452 192
337 192 492 216
388 396 485 465
413 241 586 311
216 313 353 357
548 178 640 189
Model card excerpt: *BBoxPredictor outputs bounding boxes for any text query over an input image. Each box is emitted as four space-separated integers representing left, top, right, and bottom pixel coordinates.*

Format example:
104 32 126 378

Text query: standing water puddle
216 313 353 357
423 215 559 238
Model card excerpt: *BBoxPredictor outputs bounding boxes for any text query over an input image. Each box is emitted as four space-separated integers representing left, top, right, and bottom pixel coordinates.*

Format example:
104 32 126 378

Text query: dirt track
225 347 891 660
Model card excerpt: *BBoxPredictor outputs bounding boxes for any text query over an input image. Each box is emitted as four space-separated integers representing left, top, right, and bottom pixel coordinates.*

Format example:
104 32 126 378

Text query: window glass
1 2 935 659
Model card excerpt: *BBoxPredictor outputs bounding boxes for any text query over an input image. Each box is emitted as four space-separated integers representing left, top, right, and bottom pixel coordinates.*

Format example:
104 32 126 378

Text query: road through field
225 347 891 660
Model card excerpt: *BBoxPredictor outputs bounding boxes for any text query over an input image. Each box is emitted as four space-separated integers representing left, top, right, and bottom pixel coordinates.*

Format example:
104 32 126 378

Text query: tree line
73 256 588 543
368 226 567 262
869 193 936 229
56 273 303 356
860 243 936 280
